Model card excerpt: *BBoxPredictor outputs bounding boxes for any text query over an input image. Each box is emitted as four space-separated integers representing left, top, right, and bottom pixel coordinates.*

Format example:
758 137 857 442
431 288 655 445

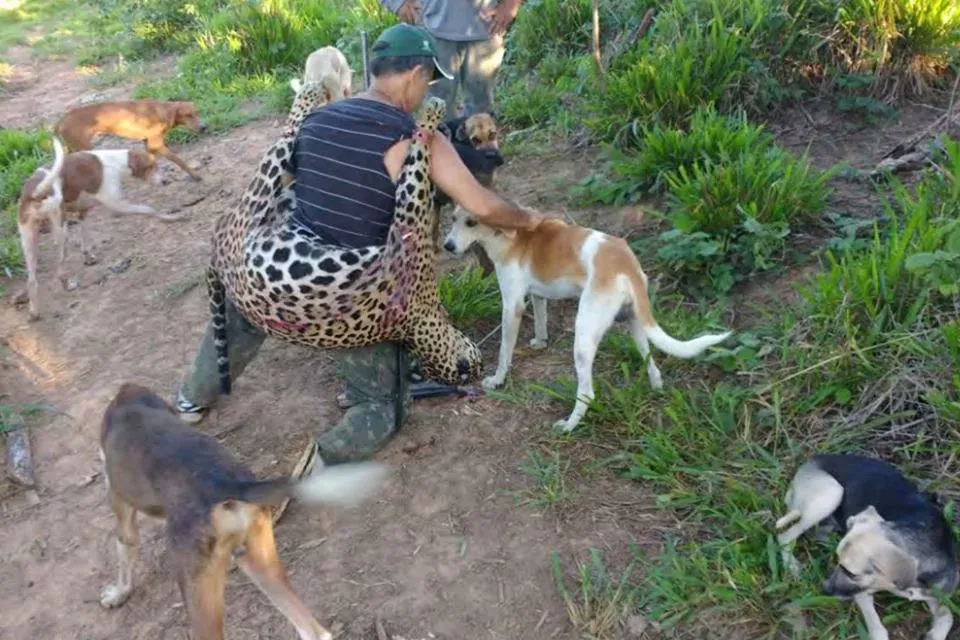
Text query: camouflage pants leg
178 297 267 410
315 342 412 464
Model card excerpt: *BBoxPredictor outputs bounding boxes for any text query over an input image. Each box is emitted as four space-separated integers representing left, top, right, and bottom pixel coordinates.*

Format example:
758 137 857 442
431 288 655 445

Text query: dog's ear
846 505 883 530
455 120 470 145
878 542 920 591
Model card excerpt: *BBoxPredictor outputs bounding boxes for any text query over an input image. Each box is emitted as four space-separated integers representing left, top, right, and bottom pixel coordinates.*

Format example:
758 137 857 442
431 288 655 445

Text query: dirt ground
0 49 663 640
0 46 943 640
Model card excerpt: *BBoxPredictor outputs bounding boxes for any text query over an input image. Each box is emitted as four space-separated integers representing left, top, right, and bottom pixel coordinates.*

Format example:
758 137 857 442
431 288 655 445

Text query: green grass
509 448 574 512
437 265 501 326
0 127 52 275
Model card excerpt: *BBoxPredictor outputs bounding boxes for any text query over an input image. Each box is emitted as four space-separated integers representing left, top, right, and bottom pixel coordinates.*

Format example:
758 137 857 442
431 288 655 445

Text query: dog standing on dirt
54 99 206 180
14 137 177 320
775 454 959 640
98 383 389 640
290 46 353 96
443 208 732 432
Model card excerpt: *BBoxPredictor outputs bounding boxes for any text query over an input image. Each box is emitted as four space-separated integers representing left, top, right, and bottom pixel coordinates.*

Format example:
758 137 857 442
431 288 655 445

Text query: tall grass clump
574 106 777 204
816 0 960 100
588 0 789 142
194 0 343 75
0 129 53 274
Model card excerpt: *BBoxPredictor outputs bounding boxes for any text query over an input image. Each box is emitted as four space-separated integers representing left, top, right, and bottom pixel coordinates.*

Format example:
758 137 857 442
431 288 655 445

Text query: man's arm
428 134 539 230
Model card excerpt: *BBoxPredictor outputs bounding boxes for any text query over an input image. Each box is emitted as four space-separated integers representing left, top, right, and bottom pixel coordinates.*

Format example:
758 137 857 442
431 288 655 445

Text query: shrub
194 0 343 76
819 0 960 99
0 128 52 274
802 140 960 341
587 0 790 141
656 141 834 294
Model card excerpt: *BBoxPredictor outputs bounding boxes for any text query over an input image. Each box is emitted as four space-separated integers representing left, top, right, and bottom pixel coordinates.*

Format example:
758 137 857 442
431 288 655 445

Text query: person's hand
482 0 521 37
520 206 557 231
397 0 422 24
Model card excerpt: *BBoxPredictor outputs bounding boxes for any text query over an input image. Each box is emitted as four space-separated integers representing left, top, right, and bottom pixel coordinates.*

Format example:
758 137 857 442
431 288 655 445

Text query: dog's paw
99 584 132 609
649 368 663 390
529 338 548 350
782 554 802 580
481 375 504 390
552 418 576 433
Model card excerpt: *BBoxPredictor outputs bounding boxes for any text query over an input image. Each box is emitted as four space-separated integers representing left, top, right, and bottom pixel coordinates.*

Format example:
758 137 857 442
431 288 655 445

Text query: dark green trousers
178 298 411 463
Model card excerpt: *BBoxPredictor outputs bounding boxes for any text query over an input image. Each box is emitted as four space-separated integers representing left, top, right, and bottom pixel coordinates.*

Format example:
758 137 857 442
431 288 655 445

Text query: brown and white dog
443 208 732 432
98 382 389 640
54 99 206 180
290 46 353 97
14 137 174 320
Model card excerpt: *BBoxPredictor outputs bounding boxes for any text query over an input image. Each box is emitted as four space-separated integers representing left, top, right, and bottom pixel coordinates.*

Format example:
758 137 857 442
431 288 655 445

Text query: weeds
0 128 52 274
551 548 641 639
510 449 573 511
437 266 501 326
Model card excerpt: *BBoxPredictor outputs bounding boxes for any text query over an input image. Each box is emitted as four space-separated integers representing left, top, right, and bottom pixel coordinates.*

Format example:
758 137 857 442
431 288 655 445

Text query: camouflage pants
177 297 411 463
428 34 506 116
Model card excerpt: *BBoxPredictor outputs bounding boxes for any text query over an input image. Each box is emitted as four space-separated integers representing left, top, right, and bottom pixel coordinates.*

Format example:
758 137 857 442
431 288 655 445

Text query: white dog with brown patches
443 207 732 432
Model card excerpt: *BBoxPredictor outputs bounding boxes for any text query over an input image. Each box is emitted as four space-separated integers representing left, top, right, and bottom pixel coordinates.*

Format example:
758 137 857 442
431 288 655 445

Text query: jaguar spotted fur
206 76 482 396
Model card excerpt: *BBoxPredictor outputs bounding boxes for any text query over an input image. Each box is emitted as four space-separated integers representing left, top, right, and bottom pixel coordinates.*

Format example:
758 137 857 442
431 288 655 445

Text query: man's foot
175 392 207 424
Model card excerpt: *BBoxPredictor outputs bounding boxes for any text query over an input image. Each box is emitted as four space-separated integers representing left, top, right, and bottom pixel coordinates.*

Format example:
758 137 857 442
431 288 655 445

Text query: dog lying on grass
98 382 389 640
443 207 732 432
776 454 958 640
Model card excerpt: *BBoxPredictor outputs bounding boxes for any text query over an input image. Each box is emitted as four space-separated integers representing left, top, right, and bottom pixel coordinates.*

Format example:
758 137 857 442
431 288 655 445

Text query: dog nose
443 240 456 253
198 124 208 133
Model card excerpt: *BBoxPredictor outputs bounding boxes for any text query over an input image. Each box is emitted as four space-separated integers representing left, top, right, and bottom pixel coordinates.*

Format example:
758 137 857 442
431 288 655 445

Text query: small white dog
443 207 732 432
290 46 352 96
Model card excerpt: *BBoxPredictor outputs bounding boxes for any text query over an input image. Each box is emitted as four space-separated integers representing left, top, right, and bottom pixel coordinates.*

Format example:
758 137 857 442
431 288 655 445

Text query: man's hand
397 0 422 24
520 206 558 231
482 0 521 37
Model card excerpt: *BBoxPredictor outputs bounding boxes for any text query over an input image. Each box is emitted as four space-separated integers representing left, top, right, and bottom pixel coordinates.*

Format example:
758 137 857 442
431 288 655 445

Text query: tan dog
13 137 178 320
290 46 352 97
98 383 389 640
443 208 732 432
54 99 206 180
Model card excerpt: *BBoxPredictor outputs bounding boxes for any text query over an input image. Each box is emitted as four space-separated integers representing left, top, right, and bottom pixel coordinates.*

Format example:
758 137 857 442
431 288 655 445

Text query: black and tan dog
435 112 504 276
97 383 389 640
776 454 958 640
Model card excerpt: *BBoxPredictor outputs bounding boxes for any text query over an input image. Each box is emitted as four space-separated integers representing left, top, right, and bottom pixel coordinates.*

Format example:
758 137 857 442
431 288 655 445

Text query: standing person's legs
176 298 267 423
427 35 465 116
460 34 506 115
315 341 412 464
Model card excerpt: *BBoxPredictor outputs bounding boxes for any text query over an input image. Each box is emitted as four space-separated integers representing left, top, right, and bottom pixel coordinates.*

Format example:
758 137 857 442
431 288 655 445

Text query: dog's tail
225 461 390 508
624 269 732 358
32 136 65 199
206 265 232 396
775 509 802 530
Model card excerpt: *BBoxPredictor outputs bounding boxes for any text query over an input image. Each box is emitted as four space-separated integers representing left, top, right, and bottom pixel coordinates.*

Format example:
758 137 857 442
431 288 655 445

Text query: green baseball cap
371 24 453 83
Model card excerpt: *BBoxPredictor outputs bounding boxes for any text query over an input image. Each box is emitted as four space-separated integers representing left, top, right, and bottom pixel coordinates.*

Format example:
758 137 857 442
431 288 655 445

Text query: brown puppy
98 383 389 640
14 138 174 320
54 99 206 180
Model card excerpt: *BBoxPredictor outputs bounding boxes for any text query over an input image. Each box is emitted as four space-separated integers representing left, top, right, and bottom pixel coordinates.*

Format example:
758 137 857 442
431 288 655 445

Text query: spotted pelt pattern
207 80 482 395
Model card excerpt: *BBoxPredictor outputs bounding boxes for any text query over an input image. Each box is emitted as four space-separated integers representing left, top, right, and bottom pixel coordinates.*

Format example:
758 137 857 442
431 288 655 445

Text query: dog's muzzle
443 240 457 254
823 573 863 599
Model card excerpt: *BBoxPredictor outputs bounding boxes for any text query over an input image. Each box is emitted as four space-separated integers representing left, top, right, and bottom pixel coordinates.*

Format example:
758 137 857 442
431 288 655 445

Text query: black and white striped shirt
289 98 416 248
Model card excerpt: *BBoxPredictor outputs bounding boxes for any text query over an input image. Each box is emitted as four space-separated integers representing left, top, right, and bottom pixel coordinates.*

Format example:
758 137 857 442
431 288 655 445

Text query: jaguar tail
206 266 232 395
